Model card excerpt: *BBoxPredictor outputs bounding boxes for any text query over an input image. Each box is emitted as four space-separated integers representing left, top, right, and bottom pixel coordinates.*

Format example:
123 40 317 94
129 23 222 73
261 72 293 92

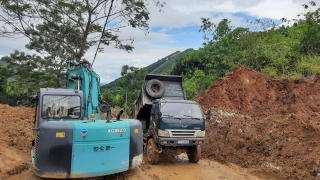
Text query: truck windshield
160 102 203 119
42 95 81 119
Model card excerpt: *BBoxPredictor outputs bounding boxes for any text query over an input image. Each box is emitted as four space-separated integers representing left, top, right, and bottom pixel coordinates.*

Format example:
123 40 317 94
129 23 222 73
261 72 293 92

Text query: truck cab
131 74 205 164
150 99 205 145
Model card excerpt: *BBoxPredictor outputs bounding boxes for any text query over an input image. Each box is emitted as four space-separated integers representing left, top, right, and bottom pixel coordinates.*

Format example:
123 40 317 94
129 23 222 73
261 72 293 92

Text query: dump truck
31 61 143 178
130 74 205 164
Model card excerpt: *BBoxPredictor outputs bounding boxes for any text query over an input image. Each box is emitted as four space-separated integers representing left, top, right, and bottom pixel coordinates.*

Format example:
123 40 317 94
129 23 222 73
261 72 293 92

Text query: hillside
149 48 193 74
102 49 193 89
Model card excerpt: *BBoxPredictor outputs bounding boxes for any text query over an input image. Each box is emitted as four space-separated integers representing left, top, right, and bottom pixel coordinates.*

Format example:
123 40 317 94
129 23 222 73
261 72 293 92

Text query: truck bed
131 74 186 129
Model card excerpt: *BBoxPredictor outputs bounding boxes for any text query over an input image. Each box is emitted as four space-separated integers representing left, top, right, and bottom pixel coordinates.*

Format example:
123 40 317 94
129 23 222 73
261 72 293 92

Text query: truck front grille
167 129 200 137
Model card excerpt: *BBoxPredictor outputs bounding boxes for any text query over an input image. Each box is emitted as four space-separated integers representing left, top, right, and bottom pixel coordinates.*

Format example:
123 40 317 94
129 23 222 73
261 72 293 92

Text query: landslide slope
198 66 320 180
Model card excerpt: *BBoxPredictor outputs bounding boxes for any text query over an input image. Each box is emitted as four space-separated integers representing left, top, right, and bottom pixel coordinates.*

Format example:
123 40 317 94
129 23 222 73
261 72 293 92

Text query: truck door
150 103 160 129
150 104 155 129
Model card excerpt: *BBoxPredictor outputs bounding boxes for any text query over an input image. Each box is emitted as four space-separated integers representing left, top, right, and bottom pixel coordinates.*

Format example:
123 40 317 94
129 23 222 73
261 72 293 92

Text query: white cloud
147 0 307 30
131 59 146 68
244 0 310 19
0 37 30 53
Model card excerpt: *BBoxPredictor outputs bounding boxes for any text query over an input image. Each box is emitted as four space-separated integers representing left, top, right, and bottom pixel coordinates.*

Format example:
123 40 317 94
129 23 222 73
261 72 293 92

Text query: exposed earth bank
1 65 320 180
198 66 320 180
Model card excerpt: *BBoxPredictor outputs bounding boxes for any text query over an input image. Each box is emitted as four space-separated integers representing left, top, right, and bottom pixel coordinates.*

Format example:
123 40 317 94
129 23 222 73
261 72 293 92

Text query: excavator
30 61 143 178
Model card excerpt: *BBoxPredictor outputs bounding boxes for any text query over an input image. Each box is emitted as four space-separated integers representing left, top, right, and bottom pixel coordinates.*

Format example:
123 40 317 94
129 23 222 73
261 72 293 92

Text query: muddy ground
0 104 266 180
1 65 320 179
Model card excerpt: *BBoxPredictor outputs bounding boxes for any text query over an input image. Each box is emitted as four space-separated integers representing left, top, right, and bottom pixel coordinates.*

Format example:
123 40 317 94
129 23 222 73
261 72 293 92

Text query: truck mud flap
128 119 143 168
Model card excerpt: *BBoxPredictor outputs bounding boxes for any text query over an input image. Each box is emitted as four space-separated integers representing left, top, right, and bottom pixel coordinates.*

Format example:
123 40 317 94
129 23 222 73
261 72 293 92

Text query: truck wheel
145 79 165 98
147 138 159 164
187 145 201 163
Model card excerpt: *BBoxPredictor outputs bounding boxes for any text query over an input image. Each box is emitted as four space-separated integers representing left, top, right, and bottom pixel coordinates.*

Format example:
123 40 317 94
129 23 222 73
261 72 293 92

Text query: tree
0 64 10 93
297 1 320 55
0 0 165 64
119 66 147 104
121 65 139 76
199 18 232 43
1 50 57 95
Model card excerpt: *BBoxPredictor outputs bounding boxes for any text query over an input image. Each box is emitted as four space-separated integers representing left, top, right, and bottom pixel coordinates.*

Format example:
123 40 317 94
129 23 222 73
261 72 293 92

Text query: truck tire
147 138 159 164
145 79 165 98
187 145 201 163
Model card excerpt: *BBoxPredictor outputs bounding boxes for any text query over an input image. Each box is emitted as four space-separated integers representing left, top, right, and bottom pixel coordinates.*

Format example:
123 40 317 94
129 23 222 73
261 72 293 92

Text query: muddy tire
147 138 159 164
187 145 201 163
145 79 165 98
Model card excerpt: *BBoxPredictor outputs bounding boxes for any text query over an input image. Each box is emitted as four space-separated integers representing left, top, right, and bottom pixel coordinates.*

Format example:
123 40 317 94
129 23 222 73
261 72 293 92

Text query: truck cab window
161 102 203 119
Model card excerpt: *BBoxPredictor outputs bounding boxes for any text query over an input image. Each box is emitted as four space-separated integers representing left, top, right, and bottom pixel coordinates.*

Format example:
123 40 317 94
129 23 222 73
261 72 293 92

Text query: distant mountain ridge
102 48 193 89
149 49 193 74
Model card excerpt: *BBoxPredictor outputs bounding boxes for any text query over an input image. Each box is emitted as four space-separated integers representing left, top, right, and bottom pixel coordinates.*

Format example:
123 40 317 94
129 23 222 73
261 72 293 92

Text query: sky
0 0 312 84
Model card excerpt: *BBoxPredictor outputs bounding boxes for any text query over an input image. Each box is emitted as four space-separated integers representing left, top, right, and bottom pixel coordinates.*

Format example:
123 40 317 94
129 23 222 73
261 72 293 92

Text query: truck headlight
196 130 205 137
158 129 170 137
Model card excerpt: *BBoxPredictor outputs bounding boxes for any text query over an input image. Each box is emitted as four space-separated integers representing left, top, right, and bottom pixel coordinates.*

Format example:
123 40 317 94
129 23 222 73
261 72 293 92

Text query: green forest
100 2 320 113
1 1 320 114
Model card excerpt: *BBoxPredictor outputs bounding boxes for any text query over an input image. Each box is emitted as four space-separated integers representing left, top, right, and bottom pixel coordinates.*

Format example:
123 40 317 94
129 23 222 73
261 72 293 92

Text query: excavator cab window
41 95 81 119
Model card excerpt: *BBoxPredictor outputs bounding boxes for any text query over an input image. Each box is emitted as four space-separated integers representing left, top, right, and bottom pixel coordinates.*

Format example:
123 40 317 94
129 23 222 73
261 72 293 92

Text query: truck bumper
157 137 204 146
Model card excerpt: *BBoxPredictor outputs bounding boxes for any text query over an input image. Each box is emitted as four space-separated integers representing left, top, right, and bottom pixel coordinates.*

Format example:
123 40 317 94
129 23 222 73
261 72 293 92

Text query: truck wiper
162 114 177 118
182 115 200 120
162 115 181 120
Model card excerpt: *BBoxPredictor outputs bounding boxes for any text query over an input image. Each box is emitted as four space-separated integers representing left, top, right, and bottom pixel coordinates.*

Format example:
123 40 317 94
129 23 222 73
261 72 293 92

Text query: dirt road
2 151 271 180
127 153 277 180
